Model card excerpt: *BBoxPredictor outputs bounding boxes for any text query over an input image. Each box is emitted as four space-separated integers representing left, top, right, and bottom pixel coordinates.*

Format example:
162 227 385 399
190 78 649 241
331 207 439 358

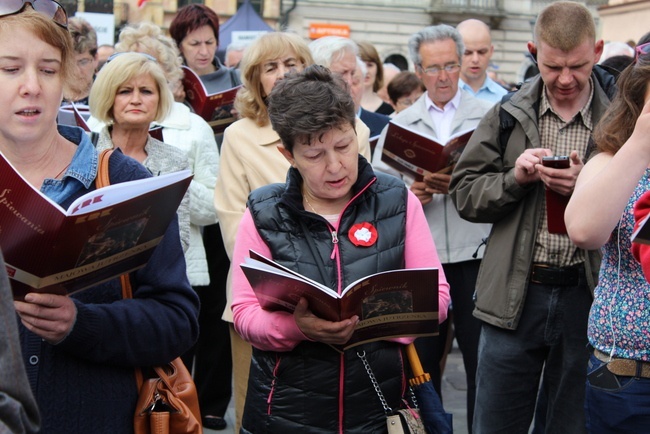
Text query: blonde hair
89 52 173 124
534 1 595 52
115 22 183 89
0 8 75 93
235 32 313 126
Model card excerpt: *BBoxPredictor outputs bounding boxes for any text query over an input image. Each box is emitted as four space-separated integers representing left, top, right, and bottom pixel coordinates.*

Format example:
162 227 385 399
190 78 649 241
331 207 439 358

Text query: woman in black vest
230 65 451 433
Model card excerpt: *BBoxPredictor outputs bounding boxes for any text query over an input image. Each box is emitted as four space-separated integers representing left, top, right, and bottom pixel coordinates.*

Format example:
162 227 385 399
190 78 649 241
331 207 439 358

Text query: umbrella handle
406 343 425 377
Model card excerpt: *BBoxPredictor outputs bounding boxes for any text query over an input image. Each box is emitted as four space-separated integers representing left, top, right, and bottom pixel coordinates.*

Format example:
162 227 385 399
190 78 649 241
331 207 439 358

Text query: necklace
304 193 319 215
55 163 70 179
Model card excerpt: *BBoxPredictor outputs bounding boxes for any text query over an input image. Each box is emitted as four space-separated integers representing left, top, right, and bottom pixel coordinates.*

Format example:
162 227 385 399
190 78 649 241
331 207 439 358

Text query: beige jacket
215 117 371 322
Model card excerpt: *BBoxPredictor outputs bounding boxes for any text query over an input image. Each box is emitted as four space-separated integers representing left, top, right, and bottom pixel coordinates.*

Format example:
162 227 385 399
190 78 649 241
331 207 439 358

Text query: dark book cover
0 154 192 299
240 251 440 350
381 121 475 180
181 65 241 133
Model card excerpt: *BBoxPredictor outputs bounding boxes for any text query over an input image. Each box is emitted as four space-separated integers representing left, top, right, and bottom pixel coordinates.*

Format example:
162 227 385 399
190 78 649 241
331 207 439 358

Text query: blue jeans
473 279 591 434
585 353 650 433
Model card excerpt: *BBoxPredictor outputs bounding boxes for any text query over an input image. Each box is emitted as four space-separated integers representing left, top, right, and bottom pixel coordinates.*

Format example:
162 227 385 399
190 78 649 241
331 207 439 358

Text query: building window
178 0 204 7
84 0 113 13
59 0 78 16
237 0 263 15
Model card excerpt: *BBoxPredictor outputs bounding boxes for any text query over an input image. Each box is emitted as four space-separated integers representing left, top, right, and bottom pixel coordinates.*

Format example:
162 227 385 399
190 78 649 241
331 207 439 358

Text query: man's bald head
456 19 494 91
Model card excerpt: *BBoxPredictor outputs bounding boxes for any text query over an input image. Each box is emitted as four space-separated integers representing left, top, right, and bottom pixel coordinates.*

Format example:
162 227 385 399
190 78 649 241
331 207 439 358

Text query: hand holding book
293 297 359 347
240 251 439 350
423 172 451 195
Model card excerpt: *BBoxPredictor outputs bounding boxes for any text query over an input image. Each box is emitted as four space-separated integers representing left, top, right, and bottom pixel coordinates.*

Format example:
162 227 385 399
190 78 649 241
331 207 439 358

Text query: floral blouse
588 169 650 361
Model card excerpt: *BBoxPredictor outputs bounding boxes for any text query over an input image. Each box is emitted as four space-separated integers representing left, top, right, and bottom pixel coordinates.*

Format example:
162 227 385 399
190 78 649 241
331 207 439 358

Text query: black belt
530 263 583 286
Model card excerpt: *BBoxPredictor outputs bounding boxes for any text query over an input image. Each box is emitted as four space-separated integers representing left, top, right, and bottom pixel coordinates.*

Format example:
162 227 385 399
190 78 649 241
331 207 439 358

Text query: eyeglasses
419 63 461 77
0 0 68 28
636 42 650 63
77 57 95 67
396 97 417 107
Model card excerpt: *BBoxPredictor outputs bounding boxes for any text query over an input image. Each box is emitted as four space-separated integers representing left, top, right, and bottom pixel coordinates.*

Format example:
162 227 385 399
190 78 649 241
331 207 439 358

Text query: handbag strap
96 149 144 389
358 350 393 414
95 149 113 189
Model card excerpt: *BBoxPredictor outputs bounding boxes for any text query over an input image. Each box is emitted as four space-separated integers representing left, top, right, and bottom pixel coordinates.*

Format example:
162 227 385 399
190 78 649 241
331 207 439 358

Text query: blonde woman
110 22 227 431
89 52 190 251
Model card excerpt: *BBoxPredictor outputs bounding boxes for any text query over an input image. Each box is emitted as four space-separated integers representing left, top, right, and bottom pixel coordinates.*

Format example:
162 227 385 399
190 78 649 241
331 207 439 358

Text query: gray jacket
373 90 492 263
96 128 191 253
450 74 609 330
0 252 40 433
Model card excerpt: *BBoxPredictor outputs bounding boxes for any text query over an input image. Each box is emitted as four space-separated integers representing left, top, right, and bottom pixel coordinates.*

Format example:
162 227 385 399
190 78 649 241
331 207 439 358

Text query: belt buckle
530 263 579 286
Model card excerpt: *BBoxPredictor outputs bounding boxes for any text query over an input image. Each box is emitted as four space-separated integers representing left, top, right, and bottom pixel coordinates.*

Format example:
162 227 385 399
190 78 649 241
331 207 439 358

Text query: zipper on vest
331 231 338 244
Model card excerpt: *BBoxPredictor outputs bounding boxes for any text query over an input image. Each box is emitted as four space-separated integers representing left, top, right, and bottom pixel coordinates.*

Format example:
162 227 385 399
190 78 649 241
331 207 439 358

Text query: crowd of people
2 1 650 433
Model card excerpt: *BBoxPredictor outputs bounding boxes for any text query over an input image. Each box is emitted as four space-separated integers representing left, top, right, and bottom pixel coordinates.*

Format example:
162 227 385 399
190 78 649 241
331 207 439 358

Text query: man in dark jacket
450 2 613 433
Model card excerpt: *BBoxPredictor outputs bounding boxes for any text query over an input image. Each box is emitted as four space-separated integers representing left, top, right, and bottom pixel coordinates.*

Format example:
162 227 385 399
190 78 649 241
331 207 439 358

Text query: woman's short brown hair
169 4 220 49
387 71 425 104
268 65 356 154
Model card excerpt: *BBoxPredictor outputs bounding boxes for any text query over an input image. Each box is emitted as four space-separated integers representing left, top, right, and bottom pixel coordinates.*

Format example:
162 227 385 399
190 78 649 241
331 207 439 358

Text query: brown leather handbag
96 150 203 434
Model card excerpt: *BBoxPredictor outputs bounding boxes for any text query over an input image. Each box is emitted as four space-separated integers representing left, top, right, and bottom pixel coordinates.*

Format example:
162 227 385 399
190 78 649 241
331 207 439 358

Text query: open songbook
0 152 192 300
240 250 440 350
381 121 475 180
181 65 241 134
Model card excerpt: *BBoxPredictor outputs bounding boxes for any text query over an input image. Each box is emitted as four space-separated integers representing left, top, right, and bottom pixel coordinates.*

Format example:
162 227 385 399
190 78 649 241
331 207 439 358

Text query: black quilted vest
242 157 409 434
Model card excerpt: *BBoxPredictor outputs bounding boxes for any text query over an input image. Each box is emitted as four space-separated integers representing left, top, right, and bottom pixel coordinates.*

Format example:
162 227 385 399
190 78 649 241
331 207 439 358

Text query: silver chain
408 386 419 408
357 350 392 413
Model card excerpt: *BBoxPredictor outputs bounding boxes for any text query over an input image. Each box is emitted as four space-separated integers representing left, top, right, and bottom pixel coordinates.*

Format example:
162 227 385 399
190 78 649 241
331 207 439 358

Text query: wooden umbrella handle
406 342 425 377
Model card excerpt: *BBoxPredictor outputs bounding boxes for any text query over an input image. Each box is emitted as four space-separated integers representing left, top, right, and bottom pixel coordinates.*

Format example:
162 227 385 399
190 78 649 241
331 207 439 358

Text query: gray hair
356 56 367 77
309 36 359 69
383 62 401 73
408 25 464 66
226 42 248 55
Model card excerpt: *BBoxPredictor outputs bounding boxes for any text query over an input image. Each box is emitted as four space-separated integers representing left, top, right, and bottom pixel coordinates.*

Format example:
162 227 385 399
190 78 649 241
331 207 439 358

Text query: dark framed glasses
635 42 650 62
0 0 68 28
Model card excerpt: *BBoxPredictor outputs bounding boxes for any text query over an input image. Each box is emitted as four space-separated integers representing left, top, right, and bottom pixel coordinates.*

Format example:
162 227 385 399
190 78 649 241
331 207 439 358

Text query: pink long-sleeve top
232 189 451 352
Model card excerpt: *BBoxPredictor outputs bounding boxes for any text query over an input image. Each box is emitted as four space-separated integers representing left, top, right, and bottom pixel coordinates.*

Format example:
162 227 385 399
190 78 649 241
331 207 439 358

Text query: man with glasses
450 2 616 432
371 25 491 417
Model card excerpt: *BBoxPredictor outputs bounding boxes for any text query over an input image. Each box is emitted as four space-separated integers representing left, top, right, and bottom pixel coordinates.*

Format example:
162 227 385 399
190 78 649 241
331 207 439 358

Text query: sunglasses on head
0 0 67 28
106 52 158 64
636 42 650 62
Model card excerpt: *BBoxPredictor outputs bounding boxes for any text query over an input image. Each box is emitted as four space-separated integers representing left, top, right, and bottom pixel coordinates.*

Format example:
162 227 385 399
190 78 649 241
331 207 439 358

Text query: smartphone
542 155 570 234
587 363 621 389
541 156 570 169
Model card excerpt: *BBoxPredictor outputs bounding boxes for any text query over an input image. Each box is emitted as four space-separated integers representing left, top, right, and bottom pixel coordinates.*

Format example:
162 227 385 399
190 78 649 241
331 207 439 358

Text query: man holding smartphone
450 2 616 433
